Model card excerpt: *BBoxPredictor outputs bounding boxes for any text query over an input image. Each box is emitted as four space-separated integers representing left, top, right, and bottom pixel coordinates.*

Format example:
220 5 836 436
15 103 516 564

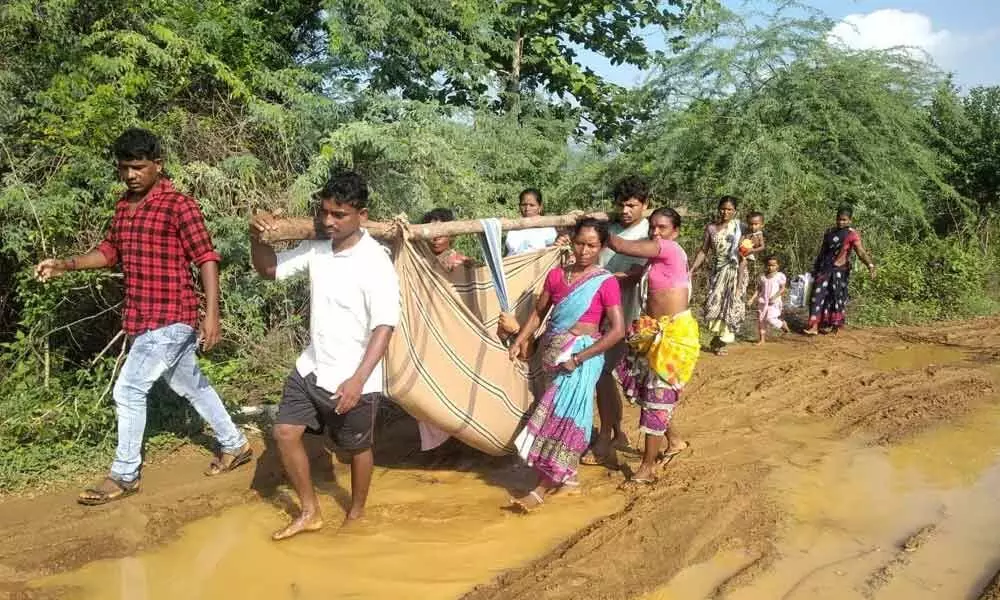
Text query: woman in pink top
507 218 625 511
605 208 701 485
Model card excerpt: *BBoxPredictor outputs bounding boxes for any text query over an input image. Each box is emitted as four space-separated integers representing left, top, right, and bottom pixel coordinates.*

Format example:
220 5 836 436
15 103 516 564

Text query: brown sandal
77 476 141 506
509 490 545 513
204 444 253 476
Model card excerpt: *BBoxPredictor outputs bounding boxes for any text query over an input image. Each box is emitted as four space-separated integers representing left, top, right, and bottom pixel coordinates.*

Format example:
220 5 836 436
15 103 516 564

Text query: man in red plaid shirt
35 129 251 505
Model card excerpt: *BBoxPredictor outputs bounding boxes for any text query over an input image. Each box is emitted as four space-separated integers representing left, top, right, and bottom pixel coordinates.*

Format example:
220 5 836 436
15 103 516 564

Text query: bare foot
272 513 324 541
665 439 689 455
341 509 365 528
755 339 764 346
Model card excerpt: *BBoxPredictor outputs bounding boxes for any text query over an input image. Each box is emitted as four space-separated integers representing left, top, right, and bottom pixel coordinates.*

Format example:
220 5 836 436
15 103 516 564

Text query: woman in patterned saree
607 208 700 485
690 196 749 355
804 205 876 335
507 219 625 512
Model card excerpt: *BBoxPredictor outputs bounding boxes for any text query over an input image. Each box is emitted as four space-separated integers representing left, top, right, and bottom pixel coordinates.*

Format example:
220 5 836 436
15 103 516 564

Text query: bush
852 234 998 325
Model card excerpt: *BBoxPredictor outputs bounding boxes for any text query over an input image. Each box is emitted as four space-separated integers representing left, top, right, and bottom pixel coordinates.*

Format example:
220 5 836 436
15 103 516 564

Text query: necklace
564 264 595 284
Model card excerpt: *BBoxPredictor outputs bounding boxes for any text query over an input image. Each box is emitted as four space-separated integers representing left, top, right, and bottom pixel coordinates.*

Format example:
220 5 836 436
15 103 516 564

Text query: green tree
584 5 994 324
0 0 589 489
948 86 1000 211
0 0 344 488
285 96 577 221
628 8 964 246
325 0 717 140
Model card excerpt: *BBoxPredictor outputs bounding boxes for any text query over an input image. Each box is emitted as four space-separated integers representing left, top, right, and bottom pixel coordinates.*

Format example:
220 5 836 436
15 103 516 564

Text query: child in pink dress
749 256 789 344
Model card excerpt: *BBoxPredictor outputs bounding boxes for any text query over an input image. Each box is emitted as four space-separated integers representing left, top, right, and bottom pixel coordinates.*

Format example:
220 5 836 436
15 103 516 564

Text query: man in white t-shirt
583 176 650 467
250 172 400 541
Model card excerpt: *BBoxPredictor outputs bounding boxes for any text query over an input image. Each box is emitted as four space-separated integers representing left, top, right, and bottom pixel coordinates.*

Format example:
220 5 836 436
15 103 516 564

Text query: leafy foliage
326 0 716 140
932 84 1000 212
1 0 998 491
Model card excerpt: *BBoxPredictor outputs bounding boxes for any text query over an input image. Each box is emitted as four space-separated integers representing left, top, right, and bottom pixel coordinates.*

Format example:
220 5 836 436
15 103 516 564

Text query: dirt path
465 318 1000 600
1 318 999 599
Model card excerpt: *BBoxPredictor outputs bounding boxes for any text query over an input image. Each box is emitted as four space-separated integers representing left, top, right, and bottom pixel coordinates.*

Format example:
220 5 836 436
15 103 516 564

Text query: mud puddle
645 402 1000 600
29 466 625 599
871 343 966 371
8 323 1000 600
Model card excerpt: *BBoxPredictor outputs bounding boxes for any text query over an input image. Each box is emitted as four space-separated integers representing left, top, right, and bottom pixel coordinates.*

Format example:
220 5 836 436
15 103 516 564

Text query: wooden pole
258 211 608 244
256 207 698 245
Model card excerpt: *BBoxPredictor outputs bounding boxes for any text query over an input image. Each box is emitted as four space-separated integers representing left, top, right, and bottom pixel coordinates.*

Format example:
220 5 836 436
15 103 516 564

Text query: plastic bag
788 273 813 309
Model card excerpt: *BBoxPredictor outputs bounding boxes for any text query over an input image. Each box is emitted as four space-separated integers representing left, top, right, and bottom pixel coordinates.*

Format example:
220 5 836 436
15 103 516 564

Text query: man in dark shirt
35 128 251 505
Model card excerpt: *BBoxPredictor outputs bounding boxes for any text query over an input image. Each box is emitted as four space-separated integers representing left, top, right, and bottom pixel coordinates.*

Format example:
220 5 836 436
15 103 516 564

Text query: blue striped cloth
478 218 510 312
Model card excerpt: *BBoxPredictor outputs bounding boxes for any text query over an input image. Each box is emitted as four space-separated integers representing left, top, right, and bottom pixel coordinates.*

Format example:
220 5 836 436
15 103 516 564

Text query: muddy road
2 318 999 599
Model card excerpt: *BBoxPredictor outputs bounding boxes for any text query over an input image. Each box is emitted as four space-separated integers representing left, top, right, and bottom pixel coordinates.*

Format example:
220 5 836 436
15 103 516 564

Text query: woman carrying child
605 208 700 485
690 196 749 355
507 219 626 511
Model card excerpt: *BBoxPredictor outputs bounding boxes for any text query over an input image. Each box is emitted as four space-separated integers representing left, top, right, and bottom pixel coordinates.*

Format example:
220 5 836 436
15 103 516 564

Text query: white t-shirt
505 227 557 255
275 231 400 395
599 218 650 323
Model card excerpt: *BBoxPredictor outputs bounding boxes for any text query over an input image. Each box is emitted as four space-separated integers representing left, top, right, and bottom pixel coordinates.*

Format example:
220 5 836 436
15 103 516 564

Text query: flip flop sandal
579 452 610 466
550 480 582 497
656 445 690 467
204 445 253 476
510 490 544 513
77 476 140 506
618 476 657 490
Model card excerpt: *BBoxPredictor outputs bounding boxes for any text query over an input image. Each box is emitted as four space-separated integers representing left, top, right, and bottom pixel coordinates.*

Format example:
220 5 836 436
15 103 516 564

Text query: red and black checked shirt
97 178 220 335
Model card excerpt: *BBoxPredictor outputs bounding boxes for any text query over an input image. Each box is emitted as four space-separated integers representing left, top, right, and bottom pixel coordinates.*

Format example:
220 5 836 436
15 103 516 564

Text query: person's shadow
248 414 351 518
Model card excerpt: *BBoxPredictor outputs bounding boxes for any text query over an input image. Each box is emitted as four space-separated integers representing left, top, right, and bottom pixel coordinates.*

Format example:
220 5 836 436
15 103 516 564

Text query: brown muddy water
647 402 1000 600
34 402 1000 600
31 465 625 600
12 325 1000 600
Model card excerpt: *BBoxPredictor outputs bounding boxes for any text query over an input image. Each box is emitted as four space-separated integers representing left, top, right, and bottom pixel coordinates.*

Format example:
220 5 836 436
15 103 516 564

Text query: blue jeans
111 323 247 482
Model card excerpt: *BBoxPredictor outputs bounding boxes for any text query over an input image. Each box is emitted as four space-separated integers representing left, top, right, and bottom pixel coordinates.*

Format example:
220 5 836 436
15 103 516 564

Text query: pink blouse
647 238 690 292
544 268 621 324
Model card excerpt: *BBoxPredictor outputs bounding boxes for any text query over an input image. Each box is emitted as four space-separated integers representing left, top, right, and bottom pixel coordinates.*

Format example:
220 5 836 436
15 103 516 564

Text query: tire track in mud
979 569 1000 600
1 319 998 599
463 318 1000 600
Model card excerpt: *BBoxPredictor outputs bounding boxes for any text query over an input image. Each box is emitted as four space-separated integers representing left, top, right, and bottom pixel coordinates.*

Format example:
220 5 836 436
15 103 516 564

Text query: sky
579 0 1000 92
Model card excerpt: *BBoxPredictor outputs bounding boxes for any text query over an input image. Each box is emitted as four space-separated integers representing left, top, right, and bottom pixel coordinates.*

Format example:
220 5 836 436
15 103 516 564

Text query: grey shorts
275 369 380 451
602 339 628 375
